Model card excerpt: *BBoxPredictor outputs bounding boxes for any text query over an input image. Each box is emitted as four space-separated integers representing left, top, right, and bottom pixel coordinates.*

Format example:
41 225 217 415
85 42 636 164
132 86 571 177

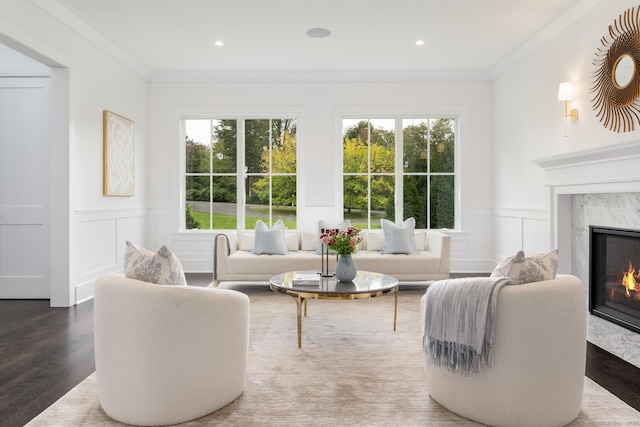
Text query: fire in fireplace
589 225 640 334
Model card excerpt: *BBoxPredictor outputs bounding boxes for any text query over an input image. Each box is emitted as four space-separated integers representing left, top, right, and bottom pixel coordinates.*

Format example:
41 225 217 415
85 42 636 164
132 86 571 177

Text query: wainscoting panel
448 208 495 273
170 232 215 273
74 208 147 304
493 208 548 263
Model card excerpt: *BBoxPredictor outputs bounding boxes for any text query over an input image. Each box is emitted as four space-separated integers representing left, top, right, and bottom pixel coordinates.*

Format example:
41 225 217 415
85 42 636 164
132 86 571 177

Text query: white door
0 77 50 298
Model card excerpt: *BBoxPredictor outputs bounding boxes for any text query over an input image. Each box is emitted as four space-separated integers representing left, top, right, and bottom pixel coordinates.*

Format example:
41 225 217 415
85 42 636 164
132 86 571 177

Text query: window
184 118 297 230
342 117 455 229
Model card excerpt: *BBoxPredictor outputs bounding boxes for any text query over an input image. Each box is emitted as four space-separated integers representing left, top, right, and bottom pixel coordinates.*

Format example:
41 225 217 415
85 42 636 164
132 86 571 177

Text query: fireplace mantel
533 140 640 274
533 140 640 191
533 140 640 170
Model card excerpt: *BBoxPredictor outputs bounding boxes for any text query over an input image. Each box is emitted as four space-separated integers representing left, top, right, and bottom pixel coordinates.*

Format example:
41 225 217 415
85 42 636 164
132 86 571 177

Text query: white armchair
94 274 250 426
422 274 586 427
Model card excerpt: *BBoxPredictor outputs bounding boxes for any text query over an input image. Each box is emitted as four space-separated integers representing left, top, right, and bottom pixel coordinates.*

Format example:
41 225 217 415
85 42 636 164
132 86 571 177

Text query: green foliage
403 176 426 227
185 138 210 173
343 118 455 229
185 116 455 230
251 132 297 206
185 205 201 229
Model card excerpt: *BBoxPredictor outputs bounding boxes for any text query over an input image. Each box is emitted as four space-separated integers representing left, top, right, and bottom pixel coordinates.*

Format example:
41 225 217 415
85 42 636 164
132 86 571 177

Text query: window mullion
395 116 403 223
237 119 245 230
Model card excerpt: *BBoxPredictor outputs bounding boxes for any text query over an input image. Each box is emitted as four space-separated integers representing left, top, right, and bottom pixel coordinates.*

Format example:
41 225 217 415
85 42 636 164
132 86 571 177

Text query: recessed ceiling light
214 40 224 47
415 40 425 46
306 27 331 38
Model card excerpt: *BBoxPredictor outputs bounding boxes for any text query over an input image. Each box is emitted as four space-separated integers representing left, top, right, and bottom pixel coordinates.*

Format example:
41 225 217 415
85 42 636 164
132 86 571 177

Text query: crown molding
30 0 151 79
489 0 603 78
148 69 492 84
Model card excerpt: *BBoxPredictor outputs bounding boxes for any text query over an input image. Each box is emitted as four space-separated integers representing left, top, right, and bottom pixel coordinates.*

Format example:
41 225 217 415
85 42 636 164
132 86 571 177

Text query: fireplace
589 225 640 334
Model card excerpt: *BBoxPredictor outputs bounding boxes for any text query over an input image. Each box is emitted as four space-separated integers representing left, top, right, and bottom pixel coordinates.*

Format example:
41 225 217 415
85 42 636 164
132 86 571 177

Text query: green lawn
190 211 297 229
189 207 385 230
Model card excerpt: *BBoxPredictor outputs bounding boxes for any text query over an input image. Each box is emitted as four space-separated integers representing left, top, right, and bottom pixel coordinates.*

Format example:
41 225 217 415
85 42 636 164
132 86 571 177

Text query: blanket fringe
423 336 493 375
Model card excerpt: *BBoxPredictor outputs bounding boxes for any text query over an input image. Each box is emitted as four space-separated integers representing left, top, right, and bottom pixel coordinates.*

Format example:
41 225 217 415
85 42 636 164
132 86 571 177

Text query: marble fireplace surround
534 140 640 368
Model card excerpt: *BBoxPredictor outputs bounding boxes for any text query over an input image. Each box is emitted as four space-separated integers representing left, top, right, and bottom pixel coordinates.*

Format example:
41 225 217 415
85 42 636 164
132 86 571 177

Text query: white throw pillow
238 231 255 252
365 232 384 251
414 230 426 251
124 242 187 286
124 241 154 272
490 249 559 284
317 220 350 254
381 218 417 254
252 220 288 255
285 232 299 252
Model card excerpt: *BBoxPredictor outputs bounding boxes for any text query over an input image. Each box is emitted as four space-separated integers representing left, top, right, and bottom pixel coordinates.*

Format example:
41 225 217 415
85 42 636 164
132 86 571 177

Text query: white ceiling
51 0 590 77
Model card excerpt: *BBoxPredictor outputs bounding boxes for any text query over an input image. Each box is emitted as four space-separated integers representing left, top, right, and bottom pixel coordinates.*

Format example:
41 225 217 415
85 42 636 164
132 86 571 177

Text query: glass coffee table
269 270 399 348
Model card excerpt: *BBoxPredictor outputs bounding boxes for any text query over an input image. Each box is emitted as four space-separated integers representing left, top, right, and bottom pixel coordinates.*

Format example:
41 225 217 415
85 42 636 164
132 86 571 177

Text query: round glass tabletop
269 270 398 297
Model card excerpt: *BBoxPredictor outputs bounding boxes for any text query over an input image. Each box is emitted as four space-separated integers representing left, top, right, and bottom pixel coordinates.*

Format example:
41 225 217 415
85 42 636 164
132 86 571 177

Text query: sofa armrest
213 233 236 286
426 230 451 274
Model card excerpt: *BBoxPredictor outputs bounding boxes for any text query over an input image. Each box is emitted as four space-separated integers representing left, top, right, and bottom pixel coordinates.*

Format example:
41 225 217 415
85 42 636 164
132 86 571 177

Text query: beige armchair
94 274 250 426
422 274 586 427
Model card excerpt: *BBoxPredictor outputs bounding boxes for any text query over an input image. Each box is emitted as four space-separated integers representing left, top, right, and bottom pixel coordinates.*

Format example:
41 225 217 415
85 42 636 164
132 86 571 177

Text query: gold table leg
295 296 306 348
393 290 398 331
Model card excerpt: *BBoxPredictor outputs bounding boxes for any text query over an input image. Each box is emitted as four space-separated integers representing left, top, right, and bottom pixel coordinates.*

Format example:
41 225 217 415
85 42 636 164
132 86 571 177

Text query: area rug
27 289 639 426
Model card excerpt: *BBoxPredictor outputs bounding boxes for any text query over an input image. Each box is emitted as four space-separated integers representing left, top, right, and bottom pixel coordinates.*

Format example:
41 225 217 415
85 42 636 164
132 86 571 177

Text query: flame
621 262 637 297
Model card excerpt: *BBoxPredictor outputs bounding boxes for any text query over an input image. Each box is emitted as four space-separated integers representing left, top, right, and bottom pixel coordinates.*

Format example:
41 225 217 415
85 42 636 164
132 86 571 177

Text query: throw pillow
317 220 350 254
381 218 417 254
124 240 154 272
490 249 559 284
252 220 288 255
124 243 187 286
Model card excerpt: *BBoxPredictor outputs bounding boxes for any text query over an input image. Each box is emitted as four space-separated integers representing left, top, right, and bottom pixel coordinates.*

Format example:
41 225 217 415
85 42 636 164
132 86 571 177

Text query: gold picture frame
591 5 640 132
103 110 135 196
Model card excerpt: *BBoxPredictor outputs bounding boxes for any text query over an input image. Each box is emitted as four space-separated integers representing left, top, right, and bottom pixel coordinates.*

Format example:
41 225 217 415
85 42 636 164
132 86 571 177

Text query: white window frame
334 106 462 230
180 107 305 231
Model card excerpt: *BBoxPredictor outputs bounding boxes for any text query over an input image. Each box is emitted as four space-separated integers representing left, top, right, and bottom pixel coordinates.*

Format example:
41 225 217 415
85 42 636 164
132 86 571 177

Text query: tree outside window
184 118 297 230
343 117 455 229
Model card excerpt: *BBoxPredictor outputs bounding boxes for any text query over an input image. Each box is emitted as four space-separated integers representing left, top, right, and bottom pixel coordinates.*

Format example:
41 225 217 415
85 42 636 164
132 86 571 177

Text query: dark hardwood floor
1 274 638 426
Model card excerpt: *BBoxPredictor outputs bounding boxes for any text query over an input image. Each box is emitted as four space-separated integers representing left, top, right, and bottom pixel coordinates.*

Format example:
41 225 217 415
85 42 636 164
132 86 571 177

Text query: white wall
148 79 496 273
0 0 149 305
492 0 640 261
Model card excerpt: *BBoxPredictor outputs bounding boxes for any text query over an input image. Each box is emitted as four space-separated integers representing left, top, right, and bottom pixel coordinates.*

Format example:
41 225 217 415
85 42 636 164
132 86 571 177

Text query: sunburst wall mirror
591 5 640 132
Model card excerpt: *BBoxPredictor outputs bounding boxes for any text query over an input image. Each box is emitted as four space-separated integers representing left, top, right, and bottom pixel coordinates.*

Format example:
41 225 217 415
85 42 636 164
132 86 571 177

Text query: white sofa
94 274 250 426
421 274 586 427
212 229 450 286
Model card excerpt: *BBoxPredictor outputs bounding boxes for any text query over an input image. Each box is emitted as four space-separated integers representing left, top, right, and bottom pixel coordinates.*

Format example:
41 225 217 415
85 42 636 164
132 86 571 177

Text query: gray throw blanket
422 277 514 375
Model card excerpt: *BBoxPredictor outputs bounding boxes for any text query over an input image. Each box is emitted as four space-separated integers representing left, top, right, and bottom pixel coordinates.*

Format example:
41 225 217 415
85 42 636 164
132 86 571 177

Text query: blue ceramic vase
335 253 357 282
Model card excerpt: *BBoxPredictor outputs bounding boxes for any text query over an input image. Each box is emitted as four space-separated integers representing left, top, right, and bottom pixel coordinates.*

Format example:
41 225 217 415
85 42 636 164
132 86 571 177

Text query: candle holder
319 228 336 277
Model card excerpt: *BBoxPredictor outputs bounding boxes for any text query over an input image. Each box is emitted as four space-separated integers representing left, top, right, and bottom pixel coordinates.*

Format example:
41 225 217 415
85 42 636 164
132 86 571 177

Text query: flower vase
335 253 357 282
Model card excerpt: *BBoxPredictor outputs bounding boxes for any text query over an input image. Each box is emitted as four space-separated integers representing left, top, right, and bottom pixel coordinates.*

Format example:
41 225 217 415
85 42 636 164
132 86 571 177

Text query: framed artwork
103 110 135 196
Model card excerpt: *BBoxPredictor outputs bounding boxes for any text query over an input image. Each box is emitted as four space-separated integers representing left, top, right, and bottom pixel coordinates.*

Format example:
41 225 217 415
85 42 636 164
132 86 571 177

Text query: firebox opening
589 225 640 334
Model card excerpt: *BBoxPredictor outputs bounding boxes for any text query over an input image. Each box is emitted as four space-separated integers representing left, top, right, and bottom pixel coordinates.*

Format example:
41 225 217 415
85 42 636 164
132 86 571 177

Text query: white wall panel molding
493 207 548 262
73 208 147 304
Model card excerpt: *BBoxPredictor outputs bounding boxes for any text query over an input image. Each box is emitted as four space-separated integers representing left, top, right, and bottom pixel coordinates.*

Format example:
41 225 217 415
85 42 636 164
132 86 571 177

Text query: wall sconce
558 82 578 121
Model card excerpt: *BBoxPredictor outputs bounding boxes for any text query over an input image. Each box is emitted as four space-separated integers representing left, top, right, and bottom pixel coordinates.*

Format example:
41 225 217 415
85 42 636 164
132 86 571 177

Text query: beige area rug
28 289 639 426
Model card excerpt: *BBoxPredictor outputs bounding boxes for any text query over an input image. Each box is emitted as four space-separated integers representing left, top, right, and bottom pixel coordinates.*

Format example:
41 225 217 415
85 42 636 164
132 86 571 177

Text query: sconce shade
558 82 574 101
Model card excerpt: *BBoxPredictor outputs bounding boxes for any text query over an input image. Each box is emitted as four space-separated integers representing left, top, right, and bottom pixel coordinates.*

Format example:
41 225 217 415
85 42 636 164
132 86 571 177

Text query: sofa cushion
353 250 441 275
285 231 299 252
317 220 350 254
252 220 288 255
124 243 187 286
490 249 559 284
365 231 384 251
381 218 417 254
414 230 426 251
226 251 321 274
300 231 317 251
238 231 255 252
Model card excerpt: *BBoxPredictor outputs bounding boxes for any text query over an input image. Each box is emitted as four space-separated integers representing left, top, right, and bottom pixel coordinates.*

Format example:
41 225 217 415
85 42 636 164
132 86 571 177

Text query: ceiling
53 0 587 77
